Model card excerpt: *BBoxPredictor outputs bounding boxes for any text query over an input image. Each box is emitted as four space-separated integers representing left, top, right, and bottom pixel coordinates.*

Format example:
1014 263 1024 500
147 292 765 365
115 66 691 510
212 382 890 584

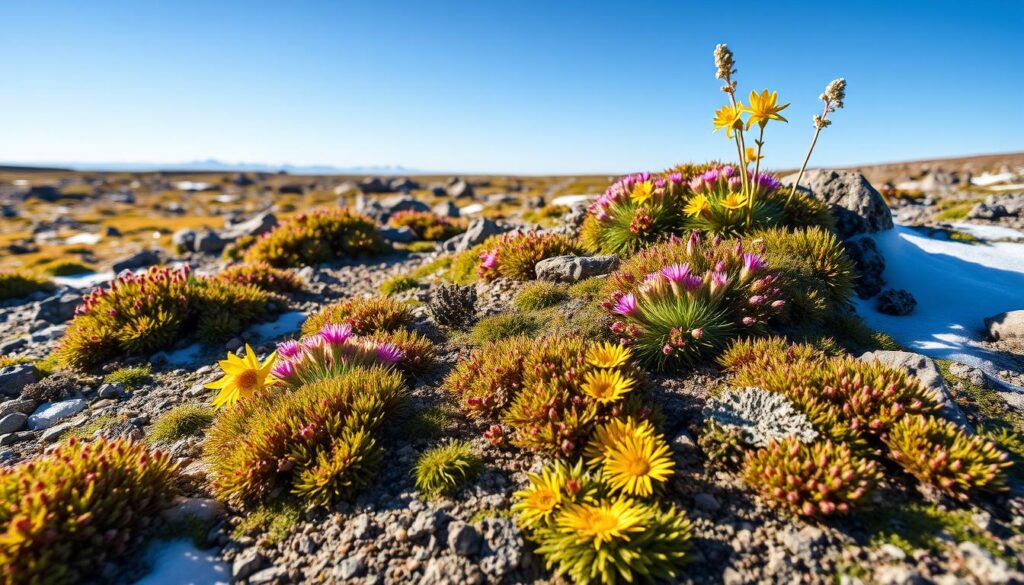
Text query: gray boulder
222 211 277 240
112 249 161 272
381 195 431 216
27 398 88 431
844 236 886 298
433 200 460 218
859 350 970 430
782 170 893 239
876 288 916 316
359 177 389 194
171 229 197 252
33 292 82 324
984 310 1024 341
535 255 619 283
379 226 416 243
446 178 475 199
967 203 1008 220
193 229 226 253
0 365 36 397
454 218 507 253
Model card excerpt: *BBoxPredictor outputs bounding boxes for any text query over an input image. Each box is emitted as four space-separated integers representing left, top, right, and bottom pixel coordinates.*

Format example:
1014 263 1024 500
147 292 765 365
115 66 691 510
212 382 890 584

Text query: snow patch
855 226 1024 378
458 203 484 215
164 343 205 367
245 310 306 341
549 194 596 207
65 232 101 245
53 271 115 289
136 539 229 585
949 222 1024 242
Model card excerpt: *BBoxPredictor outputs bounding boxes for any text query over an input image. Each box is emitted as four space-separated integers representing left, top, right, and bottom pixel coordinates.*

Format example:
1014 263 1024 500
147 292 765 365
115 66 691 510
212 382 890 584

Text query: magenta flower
728 176 743 191
710 271 729 293
660 263 691 282
271 359 297 380
682 274 703 291
319 323 353 345
667 172 683 184
480 250 498 269
612 293 638 317
277 340 301 358
742 253 767 273
376 342 404 364
720 165 736 178
688 176 705 192
701 169 720 184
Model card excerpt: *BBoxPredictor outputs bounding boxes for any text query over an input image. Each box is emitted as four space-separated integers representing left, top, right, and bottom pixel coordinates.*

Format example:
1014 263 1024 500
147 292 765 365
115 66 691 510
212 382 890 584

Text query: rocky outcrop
984 310 1024 340
782 170 893 239
534 255 619 283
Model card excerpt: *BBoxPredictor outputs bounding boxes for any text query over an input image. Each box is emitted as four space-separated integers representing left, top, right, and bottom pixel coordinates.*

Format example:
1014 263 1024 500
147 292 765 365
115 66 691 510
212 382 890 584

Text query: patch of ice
165 343 205 366
65 232 101 245
549 194 596 207
53 271 114 289
949 222 1024 241
854 226 1024 380
245 311 306 341
458 203 484 215
175 181 214 192
970 172 1015 187
135 539 229 585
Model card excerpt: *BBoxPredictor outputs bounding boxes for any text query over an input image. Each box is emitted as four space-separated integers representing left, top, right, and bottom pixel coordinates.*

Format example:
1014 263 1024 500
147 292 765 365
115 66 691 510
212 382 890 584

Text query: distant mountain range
0 159 424 175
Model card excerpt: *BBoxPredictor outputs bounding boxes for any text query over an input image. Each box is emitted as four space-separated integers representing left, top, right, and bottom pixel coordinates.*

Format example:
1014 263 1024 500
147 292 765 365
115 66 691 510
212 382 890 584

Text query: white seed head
813 114 832 129
823 77 846 109
714 43 736 80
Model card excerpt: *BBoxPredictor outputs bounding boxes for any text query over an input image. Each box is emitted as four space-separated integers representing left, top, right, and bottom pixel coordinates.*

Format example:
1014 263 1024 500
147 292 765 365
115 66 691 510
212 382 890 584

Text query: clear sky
1 0 1021 175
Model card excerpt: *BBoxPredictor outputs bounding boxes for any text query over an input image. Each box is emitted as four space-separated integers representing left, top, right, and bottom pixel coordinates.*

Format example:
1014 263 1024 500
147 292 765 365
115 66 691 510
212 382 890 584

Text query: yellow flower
683 193 710 218
721 192 748 210
581 369 635 404
206 344 277 409
586 342 632 369
556 499 647 547
603 432 675 496
744 146 763 164
583 417 655 465
512 465 566 528
630 181 655 205
712 103 745 138
744 89 789 129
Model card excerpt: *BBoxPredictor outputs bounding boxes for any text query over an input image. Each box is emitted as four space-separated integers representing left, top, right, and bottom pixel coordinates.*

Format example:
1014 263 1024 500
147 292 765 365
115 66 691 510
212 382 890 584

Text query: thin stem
787 100 831 204
748 124 765 226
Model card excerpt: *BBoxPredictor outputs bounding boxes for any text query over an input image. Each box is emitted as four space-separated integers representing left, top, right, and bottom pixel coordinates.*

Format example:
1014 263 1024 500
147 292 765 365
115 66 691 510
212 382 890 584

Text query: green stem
788 100 831 205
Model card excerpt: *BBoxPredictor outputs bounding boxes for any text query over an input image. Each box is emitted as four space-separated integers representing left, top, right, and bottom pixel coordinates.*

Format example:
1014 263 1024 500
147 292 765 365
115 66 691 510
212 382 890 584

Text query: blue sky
1 0 1021 174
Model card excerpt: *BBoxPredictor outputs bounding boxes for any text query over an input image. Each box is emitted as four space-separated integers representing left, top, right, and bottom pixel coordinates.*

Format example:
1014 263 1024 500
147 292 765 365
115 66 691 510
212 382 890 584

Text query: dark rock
433 200 460 218
112 249 161 272
446 178 475 199
0 365 36 397
277 183 305 195
359 177 390 194
26 185 60 202
967 203 1008 220
379 226 416 243
171 229 197 252
0 412 28 434
193 229 226 254
844 237 886 298
233 173 255 187
389 177 421 192
447 522 482 556
455 218 506 253
222 211 277 240
381 195 431 216
877 288 916 316
426 284 477 329
33 292 82 324
782 170 893 239
535 255 619 283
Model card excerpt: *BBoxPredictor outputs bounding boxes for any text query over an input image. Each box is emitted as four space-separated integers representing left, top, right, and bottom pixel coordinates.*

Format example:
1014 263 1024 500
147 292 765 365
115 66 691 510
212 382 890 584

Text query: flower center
625 454 651 476
587 511 619 535
236 369 259 391
533 490 557 511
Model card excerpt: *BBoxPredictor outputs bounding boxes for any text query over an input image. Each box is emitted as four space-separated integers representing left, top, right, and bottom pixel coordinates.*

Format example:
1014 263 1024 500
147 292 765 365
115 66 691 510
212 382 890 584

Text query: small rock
879 543 907 561
335 556 367 580
232 549 262 581
446 178 475 199
379 226 416 243
171 229 197 252
876 288 916 316
112 249 161 272
534 255 619 283
447 521 482 557
97 382 124 399
248 566 287 585
957 541 1019 584
27 399 88 431
0 412 28 434
984 309 1024 340
161 497 226 526
40 421 74 442
0 364 36 397
693 493 721 512
193 229 226 253
0 398 38 418
967 202 1008 220
222 211 277 240
845 237 886 298
456 218 506 253
0 431 34 446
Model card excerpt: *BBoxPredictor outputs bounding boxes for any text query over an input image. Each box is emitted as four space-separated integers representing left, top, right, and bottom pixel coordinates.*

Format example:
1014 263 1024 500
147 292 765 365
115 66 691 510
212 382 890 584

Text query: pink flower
319 323 353 345
742 253 767 273
682 274 703 291
277 340 301 358
480 250 498 269
376 342 404 364
660 263 691 282
667 172 683 184
271 359 297 380
687 176 705 192
728 176 743 191
612 293 638 317
710 271 729 293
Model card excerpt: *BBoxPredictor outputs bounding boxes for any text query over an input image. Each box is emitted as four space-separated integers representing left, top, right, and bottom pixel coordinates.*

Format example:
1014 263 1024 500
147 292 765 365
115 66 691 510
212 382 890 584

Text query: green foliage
581 172 690 255
567 277 604 300
33 354 60 378
821 312 904 352
0 438 178 585
477 231 585 282
0 355 33 369
742 438 880 516
379 274 419 296
216 261 305 294
301 296 413 337
514 281 569 311
242 206 384 268
41 260 93 277
366 328 438 376
404 403 460 441
55 266 269 370
522 204 570 226
203 367 405 506
388 210 467 241
467 313 540 345
413 440 481 497
103 364 152 389
698 420 747 468
410 255 452 279
61 414 121 443
753 226 854 325
148 404 215 444
885 415 1011 500
0 270 53 301
231 500 302 546
447 243 486 284
862 501 1020 562
403 241 440 253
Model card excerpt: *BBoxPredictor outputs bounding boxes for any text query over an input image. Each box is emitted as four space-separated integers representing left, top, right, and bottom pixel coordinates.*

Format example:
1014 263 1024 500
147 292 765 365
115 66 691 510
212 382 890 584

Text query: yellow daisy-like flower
744 146 763 164
556 499 647 547
603 432 675 496
744 89 789 129
512 465 566 528
683 193 710 218
206 344 277 409
581 369 635 404
630 181 655 206
721 192 748 210
585 342 632 369
583 417 656 465
712 102 745 138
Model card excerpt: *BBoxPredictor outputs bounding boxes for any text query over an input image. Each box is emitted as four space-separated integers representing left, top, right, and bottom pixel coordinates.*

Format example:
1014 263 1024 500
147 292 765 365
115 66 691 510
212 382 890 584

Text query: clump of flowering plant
271 324 405 389
580 172 688 255
603 231 784 369
477 231 585 282
683 165 786 235
388 210 467 241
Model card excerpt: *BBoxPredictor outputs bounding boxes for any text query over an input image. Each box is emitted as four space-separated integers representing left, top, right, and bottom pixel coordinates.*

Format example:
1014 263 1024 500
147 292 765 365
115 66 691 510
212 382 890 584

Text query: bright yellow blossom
585 342 632 369
581 369 635 404
630 181 655 205
583 417 656 465
744 146 763 164
744 89 789 129
555 499 647 547
603 432 675 497
512 465 566 528
206 344 277 409
683 193 710 218
721 192 748 210
712 103 745 138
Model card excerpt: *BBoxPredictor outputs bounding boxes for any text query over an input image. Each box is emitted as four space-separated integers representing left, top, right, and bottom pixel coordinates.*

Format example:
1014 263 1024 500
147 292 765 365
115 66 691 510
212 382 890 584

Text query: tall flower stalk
713 44 751 220
788 78 846 203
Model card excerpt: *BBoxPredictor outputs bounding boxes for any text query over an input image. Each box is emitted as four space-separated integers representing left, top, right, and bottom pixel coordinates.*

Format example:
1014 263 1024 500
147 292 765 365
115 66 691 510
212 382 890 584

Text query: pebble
27 399 87 430
0 412 28 434
232 549 262 580
97 382 124 399
694 493 721 512
447 522 482 557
